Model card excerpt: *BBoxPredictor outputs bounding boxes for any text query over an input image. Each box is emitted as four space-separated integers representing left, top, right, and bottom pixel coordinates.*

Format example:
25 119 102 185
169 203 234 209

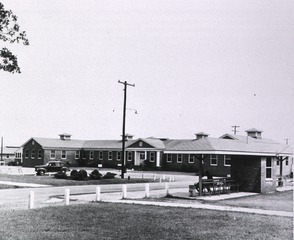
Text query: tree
0 3 29 74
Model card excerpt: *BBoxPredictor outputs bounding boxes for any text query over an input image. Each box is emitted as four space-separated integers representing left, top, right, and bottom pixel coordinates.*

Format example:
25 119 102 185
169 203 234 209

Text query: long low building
21 129 293 193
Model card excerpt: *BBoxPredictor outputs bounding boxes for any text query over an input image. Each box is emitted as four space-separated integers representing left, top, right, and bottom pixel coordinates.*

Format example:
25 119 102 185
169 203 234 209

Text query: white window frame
25 150 29 159
210 155 218 166
127 151 132 161
108 151 112 160
177 154 182 163
61 150 67 159
266 157 272 179
38 149 42 159
167 154 172 163
75 151 80 159
224 155 231 166
50 150 56 159
31 150 35 159
99 151 103 160
117 151 121 161
90 151 94 160
188 154 195 164
150 152 155 162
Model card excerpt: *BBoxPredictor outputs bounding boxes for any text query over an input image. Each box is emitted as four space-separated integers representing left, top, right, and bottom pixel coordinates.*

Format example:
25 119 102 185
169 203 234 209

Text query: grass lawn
0 202 292 240
0 173 154 188
215 190 293 212
161 190 293 212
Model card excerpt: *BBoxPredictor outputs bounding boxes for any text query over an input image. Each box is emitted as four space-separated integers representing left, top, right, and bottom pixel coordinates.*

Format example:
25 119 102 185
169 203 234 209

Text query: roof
165 137 293 156
31 138 85 149
0 146 20 154
83 140 136 149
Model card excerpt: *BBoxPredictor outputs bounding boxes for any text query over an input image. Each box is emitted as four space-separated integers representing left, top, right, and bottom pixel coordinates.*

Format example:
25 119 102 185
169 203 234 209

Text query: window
6 155 9 159
167 154 172 163
189 155 195 164
25 150 29 158
50 150 56 159
177 154 182 163
90 151 94 160
150 152 155 162
224 155 231 166
75 151 80 159
117 151 121 161
286 160 289 166
139 152 145 160
277 160 280 166
108 151 112 160
128 152 132 161
61 151 67 159
99 151 103 160
266 157 272 179
210 155 218 166
38 150 42 159
31 150 35 159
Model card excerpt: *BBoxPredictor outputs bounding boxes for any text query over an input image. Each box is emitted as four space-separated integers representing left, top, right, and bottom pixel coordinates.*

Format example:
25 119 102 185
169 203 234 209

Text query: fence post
96 186 101 202
159 177 162 183
165 182 169 196
153 174 156 181
28 191 34 209
65 189 70 205
122 184 127 199
162 175 166 181
145 183 150 198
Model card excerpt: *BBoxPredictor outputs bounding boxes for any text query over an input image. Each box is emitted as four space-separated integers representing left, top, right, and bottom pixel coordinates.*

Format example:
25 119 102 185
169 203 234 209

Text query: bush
54 171 67 179
8 161 17 166
103 172 116 179
70 169 78 178
89 169 102 180
71 169 88 181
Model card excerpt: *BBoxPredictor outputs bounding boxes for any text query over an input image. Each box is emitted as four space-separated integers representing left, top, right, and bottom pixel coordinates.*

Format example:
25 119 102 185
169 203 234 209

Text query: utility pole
118 80 135 179
231 125 240 135
284 139 290 145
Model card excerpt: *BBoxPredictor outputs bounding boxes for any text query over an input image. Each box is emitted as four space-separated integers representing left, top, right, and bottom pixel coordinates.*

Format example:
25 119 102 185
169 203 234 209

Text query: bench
193 178 239 196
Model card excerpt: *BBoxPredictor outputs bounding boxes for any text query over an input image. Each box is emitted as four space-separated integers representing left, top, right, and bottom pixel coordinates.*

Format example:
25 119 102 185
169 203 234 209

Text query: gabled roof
27 138 85 149
128 138 166 149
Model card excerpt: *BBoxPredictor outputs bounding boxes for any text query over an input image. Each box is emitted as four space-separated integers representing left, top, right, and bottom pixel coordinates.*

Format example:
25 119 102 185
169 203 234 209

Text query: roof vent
195 132 209 140
245 128 263 139
59 133 72 141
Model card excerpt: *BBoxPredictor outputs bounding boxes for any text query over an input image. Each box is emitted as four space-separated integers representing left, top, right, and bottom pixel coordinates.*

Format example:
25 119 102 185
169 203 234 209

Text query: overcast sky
1 0 293 146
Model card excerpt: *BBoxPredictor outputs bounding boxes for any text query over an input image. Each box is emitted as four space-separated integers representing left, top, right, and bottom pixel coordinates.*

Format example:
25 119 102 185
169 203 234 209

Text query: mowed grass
1 202 292 240
216 190 293 212
0 173 153 188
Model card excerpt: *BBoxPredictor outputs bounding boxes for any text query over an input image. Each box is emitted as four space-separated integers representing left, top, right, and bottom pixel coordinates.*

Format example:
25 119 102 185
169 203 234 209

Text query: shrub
89 169 102 180
103 172 116 179
71 169 88 181
8 161 17 166
70 169 78 178
54 171 67 179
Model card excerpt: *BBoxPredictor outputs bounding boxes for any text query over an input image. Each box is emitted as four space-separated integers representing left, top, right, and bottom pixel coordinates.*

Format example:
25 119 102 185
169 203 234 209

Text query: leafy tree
0 3 29 74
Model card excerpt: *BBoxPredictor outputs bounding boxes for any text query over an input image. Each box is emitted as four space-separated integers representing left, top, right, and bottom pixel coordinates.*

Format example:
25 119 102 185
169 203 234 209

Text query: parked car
35 161 70 176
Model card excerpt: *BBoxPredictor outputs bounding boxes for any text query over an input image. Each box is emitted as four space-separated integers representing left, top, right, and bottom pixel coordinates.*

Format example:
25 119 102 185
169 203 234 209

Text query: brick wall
231 156 261 192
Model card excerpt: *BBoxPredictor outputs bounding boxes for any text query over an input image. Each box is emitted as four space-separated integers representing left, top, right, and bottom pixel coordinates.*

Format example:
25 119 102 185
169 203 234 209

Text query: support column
156 151 160 167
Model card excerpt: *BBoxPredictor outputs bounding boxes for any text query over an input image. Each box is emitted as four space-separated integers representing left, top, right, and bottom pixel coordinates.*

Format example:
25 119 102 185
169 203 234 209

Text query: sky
0 0 293 146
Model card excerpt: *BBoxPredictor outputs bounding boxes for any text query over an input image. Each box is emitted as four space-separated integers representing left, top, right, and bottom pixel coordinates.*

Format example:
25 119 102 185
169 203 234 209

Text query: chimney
245 128 263 139
195 132 209 140
59 133 71 141
121 133 134 141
